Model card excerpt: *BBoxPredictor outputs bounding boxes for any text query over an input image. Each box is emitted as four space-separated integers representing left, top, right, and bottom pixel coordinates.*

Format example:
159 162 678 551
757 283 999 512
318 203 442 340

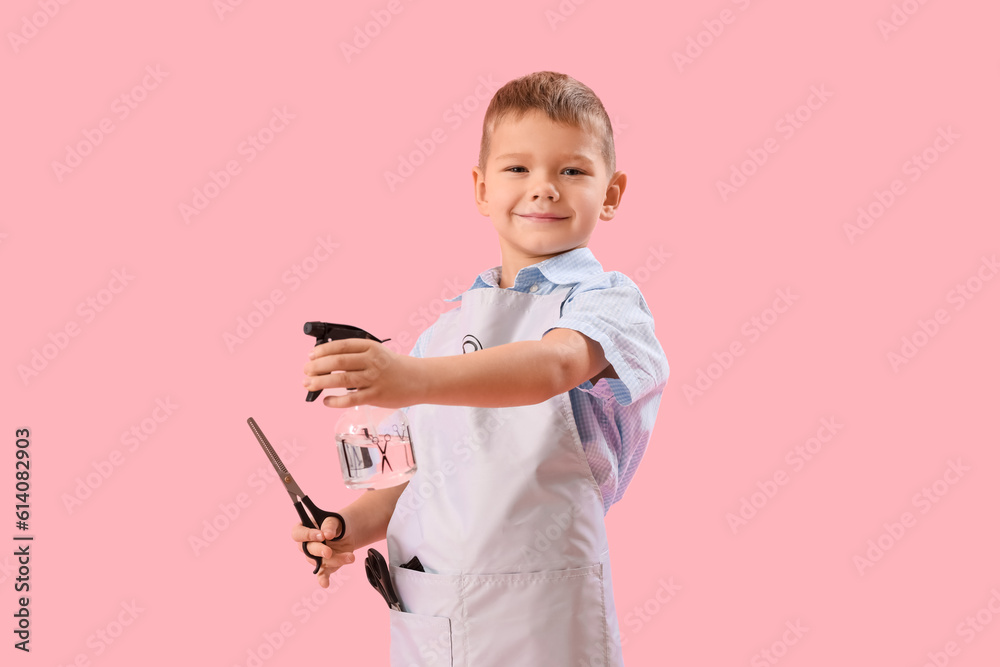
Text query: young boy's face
472 109 625 270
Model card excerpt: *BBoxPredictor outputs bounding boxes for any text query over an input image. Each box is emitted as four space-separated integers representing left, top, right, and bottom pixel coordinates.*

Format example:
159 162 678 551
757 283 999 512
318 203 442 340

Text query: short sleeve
548 276 669 406
408 325 433 359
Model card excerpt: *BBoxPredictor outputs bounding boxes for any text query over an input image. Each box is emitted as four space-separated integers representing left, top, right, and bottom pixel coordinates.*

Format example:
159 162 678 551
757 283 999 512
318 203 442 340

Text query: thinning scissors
247 417 346 574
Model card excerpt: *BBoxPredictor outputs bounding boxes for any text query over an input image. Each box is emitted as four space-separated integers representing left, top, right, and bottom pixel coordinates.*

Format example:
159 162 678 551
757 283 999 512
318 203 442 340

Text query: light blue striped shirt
409 247 669 514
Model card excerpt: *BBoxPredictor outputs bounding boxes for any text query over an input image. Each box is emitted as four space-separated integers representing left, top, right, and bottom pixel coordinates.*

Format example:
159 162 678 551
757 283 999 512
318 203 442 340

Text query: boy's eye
504 167 585 175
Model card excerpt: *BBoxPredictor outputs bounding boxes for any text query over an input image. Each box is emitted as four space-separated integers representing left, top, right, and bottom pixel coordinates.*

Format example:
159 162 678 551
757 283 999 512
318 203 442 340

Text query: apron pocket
463 562 610 666
389 609 453 667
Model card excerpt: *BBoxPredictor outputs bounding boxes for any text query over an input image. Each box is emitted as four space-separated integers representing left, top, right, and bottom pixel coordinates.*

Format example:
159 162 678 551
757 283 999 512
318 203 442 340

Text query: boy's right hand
291 514 357 588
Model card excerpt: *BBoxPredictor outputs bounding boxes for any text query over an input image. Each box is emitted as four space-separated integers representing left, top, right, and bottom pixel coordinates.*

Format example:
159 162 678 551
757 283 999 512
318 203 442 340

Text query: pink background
3 1 999 665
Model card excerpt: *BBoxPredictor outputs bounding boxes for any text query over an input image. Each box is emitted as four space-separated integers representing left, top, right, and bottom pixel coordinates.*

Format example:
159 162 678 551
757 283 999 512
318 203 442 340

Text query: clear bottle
334 405 416 489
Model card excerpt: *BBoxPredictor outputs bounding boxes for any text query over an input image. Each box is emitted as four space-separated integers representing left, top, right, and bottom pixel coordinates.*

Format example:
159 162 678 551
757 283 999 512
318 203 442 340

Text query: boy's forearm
420 340 564 407
340 481 408 547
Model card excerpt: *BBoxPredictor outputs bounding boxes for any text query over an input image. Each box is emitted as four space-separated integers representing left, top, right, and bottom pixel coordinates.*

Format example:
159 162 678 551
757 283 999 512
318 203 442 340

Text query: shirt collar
446 247 604 301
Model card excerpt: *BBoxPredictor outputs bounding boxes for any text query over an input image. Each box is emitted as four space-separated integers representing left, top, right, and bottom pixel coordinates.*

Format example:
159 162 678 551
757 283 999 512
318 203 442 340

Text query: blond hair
478 71 615 178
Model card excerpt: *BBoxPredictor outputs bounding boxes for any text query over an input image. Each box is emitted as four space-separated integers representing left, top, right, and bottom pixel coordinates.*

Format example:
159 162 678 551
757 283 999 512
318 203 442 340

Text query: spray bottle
303 321 416 489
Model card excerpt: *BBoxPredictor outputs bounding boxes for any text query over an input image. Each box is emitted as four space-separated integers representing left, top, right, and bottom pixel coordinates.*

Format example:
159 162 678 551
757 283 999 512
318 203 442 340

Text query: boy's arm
305 328 611 409
339 480 409 545
420 328 610 407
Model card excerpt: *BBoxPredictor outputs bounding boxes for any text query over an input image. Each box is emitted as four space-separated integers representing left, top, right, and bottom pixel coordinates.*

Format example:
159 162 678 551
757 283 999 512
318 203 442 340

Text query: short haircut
478 71 616 178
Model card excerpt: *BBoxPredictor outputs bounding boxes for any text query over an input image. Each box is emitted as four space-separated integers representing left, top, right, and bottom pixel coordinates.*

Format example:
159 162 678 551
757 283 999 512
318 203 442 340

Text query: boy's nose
530 181 559 200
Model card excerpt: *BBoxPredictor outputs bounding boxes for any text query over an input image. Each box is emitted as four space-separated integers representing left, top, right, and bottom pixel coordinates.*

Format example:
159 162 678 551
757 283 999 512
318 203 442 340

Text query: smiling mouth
517 213 568 221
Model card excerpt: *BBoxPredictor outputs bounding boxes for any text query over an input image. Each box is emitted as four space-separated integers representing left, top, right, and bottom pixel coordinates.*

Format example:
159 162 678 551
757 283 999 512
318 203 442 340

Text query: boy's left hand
303 339 422 409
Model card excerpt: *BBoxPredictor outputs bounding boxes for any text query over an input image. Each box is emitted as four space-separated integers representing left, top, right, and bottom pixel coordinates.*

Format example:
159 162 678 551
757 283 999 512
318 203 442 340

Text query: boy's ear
600 171 627 221
472 166 490 216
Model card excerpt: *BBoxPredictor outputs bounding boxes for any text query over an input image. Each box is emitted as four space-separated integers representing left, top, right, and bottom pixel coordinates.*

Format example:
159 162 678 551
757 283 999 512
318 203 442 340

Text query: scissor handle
365 558 380 590
365 548 401 610
295 497 346 575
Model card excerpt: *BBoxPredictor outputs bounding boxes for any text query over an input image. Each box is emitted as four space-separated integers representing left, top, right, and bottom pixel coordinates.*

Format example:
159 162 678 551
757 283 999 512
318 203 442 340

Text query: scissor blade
247 417 304 498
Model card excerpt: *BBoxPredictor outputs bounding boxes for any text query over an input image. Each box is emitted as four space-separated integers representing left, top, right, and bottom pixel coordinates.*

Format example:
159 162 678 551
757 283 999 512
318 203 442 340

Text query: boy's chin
496 233 587 257
505 245 580 260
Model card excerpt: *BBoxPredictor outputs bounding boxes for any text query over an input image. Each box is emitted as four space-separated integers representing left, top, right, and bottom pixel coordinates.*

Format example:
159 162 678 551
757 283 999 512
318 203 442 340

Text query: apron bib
385 284 624 666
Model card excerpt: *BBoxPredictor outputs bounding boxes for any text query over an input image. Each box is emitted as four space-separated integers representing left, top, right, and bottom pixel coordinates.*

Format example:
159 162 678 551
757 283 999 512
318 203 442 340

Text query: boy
293 71 668 666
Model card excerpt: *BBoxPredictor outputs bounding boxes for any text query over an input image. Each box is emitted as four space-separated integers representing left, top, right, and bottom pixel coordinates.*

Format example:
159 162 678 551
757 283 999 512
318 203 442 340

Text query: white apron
385 283 624 666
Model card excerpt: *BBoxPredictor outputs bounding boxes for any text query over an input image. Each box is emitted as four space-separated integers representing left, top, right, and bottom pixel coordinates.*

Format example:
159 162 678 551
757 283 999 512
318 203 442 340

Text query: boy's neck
498 256 539 289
